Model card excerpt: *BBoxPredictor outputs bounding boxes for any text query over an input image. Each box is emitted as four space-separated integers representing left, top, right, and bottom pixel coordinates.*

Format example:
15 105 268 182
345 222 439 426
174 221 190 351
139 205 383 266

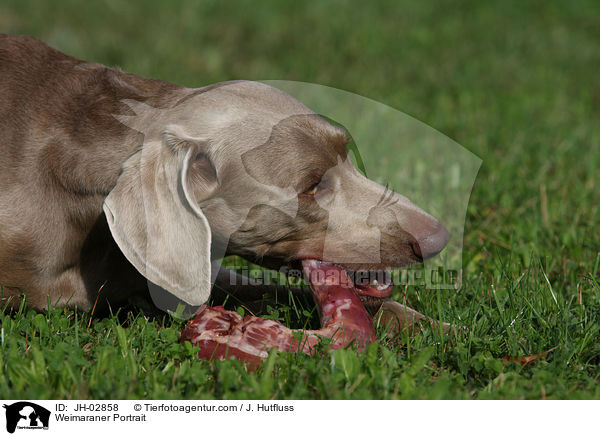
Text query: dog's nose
412 223 449 261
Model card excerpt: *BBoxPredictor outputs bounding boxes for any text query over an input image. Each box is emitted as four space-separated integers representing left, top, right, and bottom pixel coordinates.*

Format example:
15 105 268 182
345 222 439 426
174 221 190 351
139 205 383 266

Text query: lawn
1 0 599 399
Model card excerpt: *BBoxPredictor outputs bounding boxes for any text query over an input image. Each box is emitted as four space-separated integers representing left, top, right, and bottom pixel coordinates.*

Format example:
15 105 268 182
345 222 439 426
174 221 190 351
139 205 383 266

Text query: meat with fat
180 260 377 368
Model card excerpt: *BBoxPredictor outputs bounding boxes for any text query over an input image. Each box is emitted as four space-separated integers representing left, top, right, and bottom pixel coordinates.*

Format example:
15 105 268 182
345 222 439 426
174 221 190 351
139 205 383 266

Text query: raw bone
181 260 377 368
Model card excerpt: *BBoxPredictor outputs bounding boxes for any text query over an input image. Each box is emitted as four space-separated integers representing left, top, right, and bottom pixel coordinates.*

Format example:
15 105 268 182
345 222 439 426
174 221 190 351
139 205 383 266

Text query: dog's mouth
345 268 394 298
301 259 394 299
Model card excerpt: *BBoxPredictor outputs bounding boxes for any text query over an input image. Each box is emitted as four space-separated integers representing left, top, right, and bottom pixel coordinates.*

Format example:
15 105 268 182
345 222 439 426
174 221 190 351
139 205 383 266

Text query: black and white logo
3 402 50 433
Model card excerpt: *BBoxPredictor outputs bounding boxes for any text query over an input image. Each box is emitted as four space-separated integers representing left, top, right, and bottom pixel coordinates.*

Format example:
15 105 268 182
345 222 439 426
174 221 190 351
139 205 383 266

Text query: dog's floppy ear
103 125 217 306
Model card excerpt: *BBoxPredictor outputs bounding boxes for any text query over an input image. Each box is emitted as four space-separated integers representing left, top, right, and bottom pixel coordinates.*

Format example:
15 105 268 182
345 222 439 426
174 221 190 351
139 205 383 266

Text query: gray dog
0 34 448 329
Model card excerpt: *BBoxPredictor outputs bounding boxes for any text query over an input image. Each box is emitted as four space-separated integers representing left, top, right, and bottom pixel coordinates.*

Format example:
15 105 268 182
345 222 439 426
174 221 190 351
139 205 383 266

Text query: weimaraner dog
0 35 448 331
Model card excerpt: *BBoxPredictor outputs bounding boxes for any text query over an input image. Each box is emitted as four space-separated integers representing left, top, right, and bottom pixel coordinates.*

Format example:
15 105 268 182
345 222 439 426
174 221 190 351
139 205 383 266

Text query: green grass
1 0 599 399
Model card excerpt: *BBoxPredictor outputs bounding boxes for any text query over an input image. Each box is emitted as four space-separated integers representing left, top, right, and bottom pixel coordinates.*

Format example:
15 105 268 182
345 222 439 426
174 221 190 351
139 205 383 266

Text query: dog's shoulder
0 34 75 91
0 34 182 128
0 33 71 63
0 34 185 196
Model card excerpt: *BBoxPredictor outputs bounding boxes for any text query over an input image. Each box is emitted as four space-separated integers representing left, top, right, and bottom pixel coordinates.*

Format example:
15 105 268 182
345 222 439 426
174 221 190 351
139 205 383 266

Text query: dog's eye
304 184 319 196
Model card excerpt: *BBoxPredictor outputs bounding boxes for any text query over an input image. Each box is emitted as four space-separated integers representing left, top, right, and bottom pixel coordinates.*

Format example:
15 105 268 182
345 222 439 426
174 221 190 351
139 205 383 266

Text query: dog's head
104 81 448 305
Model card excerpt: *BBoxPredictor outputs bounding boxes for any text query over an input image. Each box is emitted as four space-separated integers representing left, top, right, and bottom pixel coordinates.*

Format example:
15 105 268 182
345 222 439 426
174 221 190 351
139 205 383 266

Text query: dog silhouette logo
2 402 50 433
